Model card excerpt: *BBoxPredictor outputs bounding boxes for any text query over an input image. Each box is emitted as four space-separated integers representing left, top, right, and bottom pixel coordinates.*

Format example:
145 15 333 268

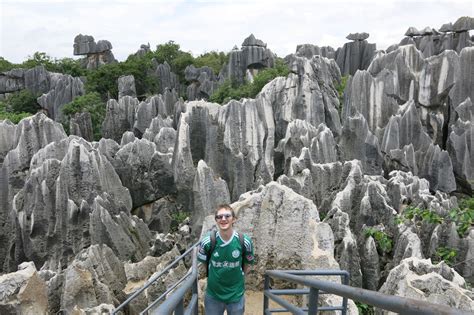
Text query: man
197 204 255 315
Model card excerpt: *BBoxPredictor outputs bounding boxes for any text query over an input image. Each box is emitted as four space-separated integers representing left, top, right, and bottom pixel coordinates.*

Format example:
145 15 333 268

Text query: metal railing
264 270 349 314
264 269 474 315
112 241 200 315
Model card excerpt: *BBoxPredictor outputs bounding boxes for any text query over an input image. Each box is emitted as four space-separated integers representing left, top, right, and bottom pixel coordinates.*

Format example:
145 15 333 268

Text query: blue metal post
308 288 319 315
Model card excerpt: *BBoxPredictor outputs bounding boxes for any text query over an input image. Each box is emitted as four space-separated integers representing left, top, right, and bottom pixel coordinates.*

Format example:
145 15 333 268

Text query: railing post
192 248 199 315
263 274 270 313
341 272 349 315
308 287 319 315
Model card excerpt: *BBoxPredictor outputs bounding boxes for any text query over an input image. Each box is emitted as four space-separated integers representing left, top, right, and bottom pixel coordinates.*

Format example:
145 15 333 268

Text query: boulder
60 245 126 313
0 262 48 315
154 61 180 94
113 138 175 208
405 27 421 37
346 32 370 41
452 16 474 32
379 257 474 312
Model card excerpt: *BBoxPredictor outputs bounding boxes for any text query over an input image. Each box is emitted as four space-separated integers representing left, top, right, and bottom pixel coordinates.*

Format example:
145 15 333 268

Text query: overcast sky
1 0 473 63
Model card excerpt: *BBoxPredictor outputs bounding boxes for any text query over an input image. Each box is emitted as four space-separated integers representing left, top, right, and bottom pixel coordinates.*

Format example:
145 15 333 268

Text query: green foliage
62 92 105 140
194 51 229 74
0 101 31 123
0 57 15 72
170 211 189 232
335 75 349 113
3 89 40 114
355 301 374 315
153 41 194 84
209 58 290 104
450 197 474 237
364 227 393 254
435 247 458 266
398 200 473 237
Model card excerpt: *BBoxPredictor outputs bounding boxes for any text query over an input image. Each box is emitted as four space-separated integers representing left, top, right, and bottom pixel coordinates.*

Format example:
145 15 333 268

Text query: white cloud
0 0 473 63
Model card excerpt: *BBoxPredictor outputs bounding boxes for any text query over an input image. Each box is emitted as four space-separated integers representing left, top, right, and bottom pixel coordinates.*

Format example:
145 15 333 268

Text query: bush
398 200 473 237
0 57 15 72
0 101 31 123
3 90 40 114
364 227 393 254
62 92 105 140
209 58 290 104
435 247 457 266
194 51 229 74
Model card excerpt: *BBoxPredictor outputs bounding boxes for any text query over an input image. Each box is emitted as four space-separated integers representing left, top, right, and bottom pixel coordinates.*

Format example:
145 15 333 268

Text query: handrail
265 270 473 315
264 269 348 315
151 247 199 314
112 241 201 314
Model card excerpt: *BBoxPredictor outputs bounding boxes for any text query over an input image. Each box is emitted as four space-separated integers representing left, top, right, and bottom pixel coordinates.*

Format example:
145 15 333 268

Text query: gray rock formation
0 262 48 314
379 258 474 312
192 160 230 232
102 96 139 142
37 73 85 121
69 112 93 142
339 112 382 175
447 98 474 191
335 35 376 76
60 245 126 313
0 66 51 97
118 75 137 99
185 65 219 101
346 32 370 41
135 43 151 57
154 61 180 95
113 138 175 208
73 34 116 70
220 34 275 84
453 16 474 32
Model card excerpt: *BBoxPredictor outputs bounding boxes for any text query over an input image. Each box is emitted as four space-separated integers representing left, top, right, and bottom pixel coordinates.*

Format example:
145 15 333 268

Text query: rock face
118 75 137 99
335 33 376 75
185 65 219 101
379 258 474 312
220 34 275 84
0 262 48 315
69 112 94 142
73 34 117 69
0 66 51 96
60 245 126 313
37 72 85 121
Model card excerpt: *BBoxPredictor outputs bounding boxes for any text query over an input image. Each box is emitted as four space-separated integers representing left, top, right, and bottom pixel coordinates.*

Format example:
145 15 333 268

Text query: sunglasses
215 213 233 220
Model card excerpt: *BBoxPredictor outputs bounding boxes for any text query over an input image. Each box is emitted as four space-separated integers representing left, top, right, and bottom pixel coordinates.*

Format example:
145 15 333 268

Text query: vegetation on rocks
0 89 40 123
397 197 473 237
62 92 105 140
363 226 393 254
209 58 290 104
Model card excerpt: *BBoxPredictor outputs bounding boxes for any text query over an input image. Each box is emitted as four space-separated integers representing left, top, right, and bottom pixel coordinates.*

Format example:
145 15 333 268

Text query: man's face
215 208 235 232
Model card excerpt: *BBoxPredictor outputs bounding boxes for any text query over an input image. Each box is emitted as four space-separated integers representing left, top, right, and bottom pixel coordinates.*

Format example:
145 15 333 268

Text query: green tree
0 101 32 123
194 51 229 74
62 92 106 140
0 57 16 72
4 89 40 114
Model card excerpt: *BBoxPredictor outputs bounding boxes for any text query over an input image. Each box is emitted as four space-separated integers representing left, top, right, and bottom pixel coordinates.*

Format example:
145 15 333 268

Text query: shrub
3 89 40 114
0 101 31 123
335 75 349 114
0 57 15 72
194 51 229 75
364 227 393 254
62 92 105 140
435 247 457 266
398 201 473 237
209 58 290 104
170 211 189 232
